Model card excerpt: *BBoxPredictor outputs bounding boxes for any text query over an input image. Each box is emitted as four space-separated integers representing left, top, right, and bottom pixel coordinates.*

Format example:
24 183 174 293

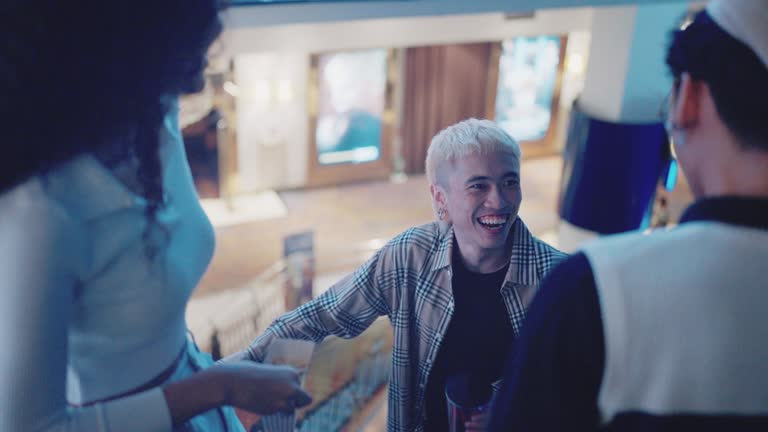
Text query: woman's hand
213 361 312 415
164 361 312 428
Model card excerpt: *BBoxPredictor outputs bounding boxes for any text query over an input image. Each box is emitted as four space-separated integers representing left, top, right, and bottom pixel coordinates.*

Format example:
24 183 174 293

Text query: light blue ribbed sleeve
0 180 172 432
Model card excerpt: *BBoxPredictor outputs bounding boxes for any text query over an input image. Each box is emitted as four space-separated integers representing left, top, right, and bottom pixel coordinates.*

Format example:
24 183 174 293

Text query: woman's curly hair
1 0 222 255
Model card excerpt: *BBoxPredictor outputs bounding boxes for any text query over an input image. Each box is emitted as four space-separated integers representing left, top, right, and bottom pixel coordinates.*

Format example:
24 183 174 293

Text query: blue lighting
665 159 678 191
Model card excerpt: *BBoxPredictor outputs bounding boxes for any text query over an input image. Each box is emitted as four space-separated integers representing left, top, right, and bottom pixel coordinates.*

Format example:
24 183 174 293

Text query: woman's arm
164 362 311 428
0 186 310 432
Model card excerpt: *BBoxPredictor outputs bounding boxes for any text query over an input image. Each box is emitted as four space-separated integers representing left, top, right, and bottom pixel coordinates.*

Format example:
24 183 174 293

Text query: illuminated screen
315 49 387 166
495 36 561 142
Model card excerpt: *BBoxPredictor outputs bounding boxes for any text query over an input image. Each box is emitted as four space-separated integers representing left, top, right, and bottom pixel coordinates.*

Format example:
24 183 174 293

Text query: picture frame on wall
486 35 568 158
307 48 398 187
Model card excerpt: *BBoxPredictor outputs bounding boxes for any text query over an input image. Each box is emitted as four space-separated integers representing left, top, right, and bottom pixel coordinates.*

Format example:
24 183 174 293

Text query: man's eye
504 179 519 188
469 184 487 190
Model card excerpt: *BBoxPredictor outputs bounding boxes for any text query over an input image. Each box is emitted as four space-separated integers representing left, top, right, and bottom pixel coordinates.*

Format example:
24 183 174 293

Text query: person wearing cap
488 0 768 430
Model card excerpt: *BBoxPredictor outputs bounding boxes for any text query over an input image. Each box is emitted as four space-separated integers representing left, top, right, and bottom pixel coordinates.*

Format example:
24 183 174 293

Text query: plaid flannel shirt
246 218 567 431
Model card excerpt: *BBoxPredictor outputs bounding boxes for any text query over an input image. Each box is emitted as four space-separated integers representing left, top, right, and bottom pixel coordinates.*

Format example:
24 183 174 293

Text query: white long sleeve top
0 99 215 432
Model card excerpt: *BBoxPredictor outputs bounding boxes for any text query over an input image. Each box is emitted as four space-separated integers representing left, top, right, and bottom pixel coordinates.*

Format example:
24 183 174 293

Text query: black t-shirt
423 248 514 431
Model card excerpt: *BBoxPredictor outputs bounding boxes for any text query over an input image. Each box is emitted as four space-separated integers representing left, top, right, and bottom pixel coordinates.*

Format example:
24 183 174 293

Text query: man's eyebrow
464 172 519 184
465 175 491 184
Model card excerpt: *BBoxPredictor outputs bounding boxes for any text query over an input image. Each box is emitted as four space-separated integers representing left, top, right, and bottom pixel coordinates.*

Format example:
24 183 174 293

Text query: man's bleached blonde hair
425 118 521 186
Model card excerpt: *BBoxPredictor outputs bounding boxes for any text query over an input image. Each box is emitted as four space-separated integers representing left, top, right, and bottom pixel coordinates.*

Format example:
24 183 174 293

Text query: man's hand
216 349 252 364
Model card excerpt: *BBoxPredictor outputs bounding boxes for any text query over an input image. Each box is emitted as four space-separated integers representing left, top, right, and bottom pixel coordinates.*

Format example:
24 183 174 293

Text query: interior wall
224 0 687 28
554 30 592 152
223 8 593 54
228 8 594 191
234 53 309 191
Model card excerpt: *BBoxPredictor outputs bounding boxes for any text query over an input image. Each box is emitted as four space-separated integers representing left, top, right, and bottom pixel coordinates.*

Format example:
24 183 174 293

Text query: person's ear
671 73 702 129
429 184 446 207
430 183 449 220
430 183 444 204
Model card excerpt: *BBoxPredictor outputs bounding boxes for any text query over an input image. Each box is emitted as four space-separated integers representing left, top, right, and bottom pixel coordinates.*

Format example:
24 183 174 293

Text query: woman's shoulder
1 174 74 229
0 174 89 270
41 153 147 222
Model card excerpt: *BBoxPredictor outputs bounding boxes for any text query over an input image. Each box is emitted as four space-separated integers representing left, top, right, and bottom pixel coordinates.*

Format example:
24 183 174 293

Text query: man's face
438 150 522 258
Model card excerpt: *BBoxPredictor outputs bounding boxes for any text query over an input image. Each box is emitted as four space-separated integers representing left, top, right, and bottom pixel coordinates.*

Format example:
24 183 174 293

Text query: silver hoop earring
437 208 446 220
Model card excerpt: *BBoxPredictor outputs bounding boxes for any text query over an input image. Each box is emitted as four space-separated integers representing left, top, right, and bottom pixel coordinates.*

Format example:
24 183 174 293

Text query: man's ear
672 72 702 129
430 183 446 208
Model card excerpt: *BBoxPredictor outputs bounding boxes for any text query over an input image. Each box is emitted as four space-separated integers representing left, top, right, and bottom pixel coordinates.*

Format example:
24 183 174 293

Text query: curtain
401 42 493 175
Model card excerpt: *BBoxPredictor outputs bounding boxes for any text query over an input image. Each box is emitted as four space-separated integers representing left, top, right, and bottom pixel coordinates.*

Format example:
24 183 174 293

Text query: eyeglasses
660 79 680 192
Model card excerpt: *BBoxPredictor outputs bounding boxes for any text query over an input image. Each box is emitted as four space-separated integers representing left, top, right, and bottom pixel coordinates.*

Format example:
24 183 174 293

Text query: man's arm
242 241 400 362
488 252 605 431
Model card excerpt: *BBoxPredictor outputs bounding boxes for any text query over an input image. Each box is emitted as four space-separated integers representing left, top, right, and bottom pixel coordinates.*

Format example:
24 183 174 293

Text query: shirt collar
680 196 768 231
431 218 542 285
431 222 454 272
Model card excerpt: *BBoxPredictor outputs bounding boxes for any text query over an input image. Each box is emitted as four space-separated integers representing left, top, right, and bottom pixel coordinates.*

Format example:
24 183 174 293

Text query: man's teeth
478 215 508 227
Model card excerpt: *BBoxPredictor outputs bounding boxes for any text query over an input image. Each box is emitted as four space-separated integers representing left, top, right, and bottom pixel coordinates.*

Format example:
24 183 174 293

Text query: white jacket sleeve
0 183 172 432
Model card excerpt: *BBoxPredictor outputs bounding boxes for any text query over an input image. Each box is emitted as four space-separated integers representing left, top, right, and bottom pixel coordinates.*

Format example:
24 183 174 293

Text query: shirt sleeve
488 252 605 431
245 240 398 362
0 188 172 432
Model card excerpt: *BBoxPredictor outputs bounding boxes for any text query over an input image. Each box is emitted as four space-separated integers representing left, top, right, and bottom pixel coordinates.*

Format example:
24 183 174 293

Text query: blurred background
179 1 700 429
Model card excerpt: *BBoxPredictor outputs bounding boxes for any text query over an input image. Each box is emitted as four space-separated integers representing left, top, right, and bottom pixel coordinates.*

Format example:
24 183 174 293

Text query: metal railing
208 260 288 359
199 240 393 430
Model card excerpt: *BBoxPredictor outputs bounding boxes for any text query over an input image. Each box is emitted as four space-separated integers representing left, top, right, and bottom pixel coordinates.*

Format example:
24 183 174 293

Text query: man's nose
485 186 506 209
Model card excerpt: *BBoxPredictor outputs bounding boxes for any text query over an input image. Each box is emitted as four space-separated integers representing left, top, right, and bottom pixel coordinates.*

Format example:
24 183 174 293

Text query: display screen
494 35 561 142
315 49 388 166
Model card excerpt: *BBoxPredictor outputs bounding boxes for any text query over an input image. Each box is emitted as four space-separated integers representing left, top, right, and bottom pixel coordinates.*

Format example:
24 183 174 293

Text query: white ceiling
226 0 690 27
223 8 593 54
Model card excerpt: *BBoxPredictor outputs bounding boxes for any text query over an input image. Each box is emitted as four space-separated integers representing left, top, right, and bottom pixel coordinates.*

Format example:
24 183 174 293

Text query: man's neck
456 244 510 274
700 148 768 198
